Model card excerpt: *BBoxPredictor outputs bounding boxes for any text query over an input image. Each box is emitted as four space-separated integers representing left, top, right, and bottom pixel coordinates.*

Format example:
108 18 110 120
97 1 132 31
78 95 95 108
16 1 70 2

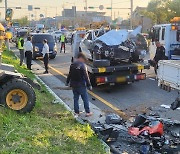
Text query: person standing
66 53 93 117
151 41 167 74
60 33 66 53
42 39 49 74
24 37 33 70
18 35 25 66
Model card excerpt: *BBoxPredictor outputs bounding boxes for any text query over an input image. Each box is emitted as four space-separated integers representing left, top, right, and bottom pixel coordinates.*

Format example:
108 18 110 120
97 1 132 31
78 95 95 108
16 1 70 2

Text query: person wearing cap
24 36 33 70
66 53 93 117
42 39 49 74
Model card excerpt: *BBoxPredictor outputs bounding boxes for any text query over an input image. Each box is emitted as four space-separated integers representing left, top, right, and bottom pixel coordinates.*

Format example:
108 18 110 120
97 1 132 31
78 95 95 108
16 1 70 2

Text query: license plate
116 77 126 83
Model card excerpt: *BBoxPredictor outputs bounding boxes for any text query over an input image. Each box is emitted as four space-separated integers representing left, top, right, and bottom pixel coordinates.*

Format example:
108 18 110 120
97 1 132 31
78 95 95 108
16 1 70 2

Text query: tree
141 0 180 24
168 0 180 17
13 16 29 26
147 0 169 24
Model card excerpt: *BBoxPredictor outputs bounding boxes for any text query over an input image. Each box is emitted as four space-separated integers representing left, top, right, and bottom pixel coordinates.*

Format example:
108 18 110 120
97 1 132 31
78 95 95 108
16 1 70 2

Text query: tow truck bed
87 62 150 74
86 61 150 85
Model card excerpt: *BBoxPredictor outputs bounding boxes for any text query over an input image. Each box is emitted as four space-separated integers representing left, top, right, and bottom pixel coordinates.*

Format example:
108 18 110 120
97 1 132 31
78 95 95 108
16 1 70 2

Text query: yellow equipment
0 22 38 113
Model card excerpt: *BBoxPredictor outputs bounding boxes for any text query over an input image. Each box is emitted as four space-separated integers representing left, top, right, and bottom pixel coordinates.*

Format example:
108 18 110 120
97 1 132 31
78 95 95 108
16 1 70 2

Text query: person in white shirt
24 37 33 70
42 39 49 74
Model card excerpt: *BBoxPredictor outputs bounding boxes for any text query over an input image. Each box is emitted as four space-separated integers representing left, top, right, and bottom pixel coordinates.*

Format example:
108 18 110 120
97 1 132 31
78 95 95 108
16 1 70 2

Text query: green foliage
0 50 106 154
142 0 180 24
13 16 29 27
168 0 180 17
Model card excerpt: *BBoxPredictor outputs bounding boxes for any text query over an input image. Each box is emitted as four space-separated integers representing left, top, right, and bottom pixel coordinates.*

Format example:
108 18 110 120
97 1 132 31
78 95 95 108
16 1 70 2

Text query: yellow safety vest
18 37 24 49
60 35 65 42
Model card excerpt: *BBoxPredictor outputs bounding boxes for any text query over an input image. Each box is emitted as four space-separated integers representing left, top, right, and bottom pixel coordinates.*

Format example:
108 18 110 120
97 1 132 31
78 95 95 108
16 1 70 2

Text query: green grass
0 50 106 154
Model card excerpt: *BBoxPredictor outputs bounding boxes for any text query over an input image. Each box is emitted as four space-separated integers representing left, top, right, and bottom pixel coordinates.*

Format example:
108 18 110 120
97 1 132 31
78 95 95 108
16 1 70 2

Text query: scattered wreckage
91 113 180 154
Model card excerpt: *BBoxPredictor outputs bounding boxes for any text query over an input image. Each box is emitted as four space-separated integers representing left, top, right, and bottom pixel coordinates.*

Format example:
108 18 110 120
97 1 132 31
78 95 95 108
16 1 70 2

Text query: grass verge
0 50 106 154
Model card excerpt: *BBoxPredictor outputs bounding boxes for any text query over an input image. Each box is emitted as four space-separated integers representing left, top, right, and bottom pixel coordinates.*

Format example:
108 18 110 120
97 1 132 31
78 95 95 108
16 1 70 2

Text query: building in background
30 6 111 29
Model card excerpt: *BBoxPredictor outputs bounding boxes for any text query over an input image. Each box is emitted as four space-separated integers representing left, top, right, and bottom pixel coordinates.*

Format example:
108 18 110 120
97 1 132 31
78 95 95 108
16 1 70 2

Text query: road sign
15 7 21 9
106 7 112 10
88 6 95 9
99 5 104 10
34 7 40 10
28 5 33 11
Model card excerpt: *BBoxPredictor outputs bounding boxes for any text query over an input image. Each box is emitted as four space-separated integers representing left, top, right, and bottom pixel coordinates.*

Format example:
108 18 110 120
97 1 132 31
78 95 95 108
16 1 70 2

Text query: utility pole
130 0 133 29
85 0 87 17
5 0 7 13
111 0 113 20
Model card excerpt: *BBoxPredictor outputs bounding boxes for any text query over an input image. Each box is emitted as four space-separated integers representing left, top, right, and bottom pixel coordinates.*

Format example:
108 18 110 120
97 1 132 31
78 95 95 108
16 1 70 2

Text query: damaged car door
80 31 95 60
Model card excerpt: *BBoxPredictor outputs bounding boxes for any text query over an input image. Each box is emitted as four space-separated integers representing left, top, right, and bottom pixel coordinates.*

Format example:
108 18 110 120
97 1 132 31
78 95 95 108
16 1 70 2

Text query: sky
0 0 151 20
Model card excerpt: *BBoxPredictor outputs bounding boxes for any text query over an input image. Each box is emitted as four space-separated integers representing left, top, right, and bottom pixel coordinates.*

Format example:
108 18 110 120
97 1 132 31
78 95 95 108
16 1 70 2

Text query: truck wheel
93 59 110 67
0 78 36 113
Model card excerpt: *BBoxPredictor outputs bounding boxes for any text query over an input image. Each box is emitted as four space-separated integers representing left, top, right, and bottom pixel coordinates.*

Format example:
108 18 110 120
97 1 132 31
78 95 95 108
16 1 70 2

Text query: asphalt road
36 43 180 121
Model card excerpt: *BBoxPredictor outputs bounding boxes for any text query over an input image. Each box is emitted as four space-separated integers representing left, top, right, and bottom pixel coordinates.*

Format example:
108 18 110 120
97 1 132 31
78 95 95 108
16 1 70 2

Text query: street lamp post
111 0 113 20
130 0 133 29
141 15 144 33
5 0 7 13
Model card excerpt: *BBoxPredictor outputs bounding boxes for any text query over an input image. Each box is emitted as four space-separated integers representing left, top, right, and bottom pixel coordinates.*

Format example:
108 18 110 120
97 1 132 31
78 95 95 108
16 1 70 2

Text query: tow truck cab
150 17 180 59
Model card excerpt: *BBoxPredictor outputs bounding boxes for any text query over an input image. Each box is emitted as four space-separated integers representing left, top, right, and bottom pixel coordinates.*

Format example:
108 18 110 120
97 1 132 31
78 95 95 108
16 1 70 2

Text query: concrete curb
34 75 111 154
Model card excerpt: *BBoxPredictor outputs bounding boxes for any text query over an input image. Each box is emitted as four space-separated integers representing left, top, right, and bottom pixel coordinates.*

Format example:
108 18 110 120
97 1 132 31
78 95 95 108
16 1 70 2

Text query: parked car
66 32 73 43
14 29 29 47
32 33 57 59
47 30 54 35
52 31 62 42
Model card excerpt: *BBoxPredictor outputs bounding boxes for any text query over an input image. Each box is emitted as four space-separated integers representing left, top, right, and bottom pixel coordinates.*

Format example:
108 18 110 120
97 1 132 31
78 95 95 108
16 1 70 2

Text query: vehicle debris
91 113 180 154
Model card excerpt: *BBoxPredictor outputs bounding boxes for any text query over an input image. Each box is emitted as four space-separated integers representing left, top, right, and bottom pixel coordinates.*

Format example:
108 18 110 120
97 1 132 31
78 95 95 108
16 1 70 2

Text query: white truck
150 17 180 59
158 60 180 91
157 60 180 109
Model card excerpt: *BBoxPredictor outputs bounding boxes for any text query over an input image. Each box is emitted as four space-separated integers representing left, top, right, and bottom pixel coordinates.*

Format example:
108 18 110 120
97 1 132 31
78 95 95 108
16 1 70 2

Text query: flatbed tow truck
72 29 150 86
86 60 150 86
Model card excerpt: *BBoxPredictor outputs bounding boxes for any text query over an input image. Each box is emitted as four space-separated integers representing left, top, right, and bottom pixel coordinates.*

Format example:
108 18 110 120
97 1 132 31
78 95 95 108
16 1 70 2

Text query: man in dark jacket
154 41 167 63
66 53 93 117
149 41 167 74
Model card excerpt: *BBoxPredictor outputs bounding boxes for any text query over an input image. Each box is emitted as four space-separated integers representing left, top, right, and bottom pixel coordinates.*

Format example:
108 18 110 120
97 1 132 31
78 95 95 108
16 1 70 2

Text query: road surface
35 43 180 120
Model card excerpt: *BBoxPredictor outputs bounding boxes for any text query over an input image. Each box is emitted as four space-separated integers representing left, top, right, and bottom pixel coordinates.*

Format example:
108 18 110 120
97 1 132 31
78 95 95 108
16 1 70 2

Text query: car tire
0 78 36 113
93 59 110 67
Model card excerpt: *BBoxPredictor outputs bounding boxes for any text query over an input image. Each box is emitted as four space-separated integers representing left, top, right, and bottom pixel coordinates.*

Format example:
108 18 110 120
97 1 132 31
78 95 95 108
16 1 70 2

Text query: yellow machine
0 23 38 113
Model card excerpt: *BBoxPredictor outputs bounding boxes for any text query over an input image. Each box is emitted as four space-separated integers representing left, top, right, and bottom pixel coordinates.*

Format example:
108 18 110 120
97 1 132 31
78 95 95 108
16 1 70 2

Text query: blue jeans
72 87 90 114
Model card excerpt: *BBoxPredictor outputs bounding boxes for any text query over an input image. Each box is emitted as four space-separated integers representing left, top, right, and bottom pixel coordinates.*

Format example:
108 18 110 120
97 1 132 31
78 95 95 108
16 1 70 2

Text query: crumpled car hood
95 26 142 46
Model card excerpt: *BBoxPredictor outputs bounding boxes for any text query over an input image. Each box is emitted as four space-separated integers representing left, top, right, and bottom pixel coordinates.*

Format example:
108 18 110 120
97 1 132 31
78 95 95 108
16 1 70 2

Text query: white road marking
149 78 156 81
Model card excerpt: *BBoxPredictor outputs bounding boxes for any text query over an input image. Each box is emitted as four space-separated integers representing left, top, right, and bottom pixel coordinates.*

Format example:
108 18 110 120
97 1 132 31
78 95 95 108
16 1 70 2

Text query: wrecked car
80 26 147 67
